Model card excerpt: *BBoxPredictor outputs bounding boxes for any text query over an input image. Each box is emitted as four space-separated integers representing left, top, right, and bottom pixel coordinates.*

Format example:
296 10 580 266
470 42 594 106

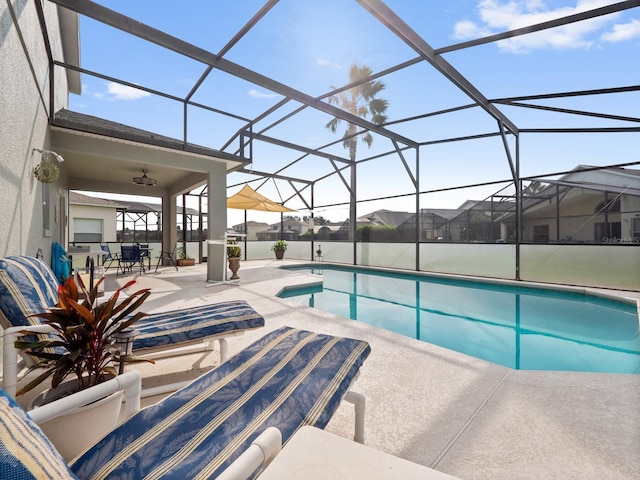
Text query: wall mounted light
33 148 64 183
33 148 65 163
132 169 157 186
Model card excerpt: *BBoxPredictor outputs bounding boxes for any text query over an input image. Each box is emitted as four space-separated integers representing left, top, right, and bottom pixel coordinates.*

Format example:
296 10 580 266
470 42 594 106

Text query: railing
242 241 639 291
72 240 638 291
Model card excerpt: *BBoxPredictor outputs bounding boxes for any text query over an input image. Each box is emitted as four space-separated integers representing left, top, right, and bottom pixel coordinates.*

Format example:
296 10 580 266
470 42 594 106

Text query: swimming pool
279 265 640 374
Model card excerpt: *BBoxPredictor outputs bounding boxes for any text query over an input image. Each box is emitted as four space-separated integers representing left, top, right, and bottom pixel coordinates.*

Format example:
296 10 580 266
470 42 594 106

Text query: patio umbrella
227 184 295 212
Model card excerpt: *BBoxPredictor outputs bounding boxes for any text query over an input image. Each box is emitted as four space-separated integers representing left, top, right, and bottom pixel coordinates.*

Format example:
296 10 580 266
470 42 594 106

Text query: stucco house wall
1 2 69 261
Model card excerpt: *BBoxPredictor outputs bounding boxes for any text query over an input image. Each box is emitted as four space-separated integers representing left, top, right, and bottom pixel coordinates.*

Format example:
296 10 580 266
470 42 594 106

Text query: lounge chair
0 255 265 397
0 326 371 479
155 242 178 272
100 244 120 271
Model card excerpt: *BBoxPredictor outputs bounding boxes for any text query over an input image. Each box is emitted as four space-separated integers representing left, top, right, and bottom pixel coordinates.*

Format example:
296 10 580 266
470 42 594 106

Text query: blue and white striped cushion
0 256 59 330
0 389 78 480
0 257 265 352
70 326 371 479
133 300 265 350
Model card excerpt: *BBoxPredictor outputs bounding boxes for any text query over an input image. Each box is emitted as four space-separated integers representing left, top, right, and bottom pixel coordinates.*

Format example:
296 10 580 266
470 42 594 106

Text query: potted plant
14 273 152 458
271 239 288 260
226 240 242 280
176 246 195 266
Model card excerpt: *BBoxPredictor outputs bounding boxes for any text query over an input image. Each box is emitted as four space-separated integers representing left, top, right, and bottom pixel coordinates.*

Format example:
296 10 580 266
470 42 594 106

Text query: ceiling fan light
132 169 157 186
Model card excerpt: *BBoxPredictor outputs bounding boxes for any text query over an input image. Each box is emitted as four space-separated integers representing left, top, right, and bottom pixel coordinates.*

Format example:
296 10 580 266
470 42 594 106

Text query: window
73 218 103 243
594 198 620 213
532 225 549 243
423 229 435 240
594 222 621 243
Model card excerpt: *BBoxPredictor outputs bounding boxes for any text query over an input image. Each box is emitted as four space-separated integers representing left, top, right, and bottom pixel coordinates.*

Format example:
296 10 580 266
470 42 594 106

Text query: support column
161 192 178 264
207 162 227 282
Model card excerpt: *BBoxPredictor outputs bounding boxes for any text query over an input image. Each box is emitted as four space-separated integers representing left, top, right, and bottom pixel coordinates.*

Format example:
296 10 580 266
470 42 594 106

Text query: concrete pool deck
106 260 640 480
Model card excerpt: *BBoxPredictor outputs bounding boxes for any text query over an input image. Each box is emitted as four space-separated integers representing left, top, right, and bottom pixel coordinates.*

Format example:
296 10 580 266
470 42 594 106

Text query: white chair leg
345 390 366 444
219 337 229 363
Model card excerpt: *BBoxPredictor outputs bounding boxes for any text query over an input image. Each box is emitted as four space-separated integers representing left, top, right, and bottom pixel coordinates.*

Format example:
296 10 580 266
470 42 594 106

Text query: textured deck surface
102 260 640 480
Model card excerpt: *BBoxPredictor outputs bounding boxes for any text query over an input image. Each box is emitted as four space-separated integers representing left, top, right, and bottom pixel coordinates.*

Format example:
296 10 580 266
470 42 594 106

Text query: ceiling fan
132 169 157 186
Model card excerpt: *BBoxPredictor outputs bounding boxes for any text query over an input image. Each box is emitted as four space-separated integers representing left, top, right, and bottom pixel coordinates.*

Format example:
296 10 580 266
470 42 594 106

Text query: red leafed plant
15 273 152 395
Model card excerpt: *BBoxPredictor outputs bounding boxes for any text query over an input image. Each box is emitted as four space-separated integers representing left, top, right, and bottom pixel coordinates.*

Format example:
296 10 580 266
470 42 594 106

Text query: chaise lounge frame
1 326 371 479
0 255 265 397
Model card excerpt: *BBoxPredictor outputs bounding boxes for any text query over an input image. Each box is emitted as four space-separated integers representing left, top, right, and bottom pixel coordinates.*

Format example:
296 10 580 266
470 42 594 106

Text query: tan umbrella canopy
227 184 295 212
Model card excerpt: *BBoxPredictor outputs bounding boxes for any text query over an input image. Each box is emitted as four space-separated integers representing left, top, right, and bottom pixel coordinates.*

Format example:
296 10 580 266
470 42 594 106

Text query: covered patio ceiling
51 110 247 196
42 0 640 215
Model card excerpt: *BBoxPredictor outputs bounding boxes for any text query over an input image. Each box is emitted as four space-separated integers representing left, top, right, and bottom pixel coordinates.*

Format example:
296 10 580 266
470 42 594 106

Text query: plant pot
177 258 195 266
227 257 241 280
275 250 284 260
29 378 123 462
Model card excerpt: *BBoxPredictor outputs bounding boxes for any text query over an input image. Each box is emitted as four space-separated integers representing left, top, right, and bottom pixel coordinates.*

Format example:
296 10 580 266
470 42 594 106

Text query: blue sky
70 1 640 226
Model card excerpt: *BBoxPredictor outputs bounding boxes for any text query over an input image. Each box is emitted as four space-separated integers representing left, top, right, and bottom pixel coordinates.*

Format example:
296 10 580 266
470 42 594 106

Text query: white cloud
601 19 640 42
95 82 151 101
248 89 278 99
316 59 342 69
454 20 491 39
454 0 628 53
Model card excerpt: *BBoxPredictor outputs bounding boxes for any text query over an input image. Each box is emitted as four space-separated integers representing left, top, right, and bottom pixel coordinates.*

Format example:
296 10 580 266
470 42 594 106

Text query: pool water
279 266 640 374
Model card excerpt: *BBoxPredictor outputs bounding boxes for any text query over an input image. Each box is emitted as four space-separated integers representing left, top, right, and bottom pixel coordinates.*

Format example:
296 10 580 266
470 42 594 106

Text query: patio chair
100 243 120 271
155 242 178 272
119 244 145 275
137 243 152 269
0 326 370 479
0 256 266 397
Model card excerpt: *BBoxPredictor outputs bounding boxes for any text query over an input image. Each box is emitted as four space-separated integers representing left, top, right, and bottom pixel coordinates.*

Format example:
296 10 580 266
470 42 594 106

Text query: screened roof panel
253 105 349 152
68 87 187 140
221 0 421 97
372 62 475 123
55 0 638 218
91 0 268 54
78 17 207 98
188 69 285 121
185 105 251 152
383 1 475 49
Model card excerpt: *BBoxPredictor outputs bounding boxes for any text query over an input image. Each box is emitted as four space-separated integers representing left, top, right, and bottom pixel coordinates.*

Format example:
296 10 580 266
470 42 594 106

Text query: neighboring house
70 192 204 244
449 199 515 242
336 209 413 240
398 165 640 244
517 165 640 244
69 191 122 244
116 200 201 243
314 222 343 240
397 208 466 241
357 209 413 227
256 218 311 241
231 221 269 241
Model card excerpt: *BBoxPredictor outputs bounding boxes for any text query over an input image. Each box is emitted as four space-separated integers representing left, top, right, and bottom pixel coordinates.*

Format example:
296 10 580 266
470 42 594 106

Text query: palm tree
325 63 388 242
